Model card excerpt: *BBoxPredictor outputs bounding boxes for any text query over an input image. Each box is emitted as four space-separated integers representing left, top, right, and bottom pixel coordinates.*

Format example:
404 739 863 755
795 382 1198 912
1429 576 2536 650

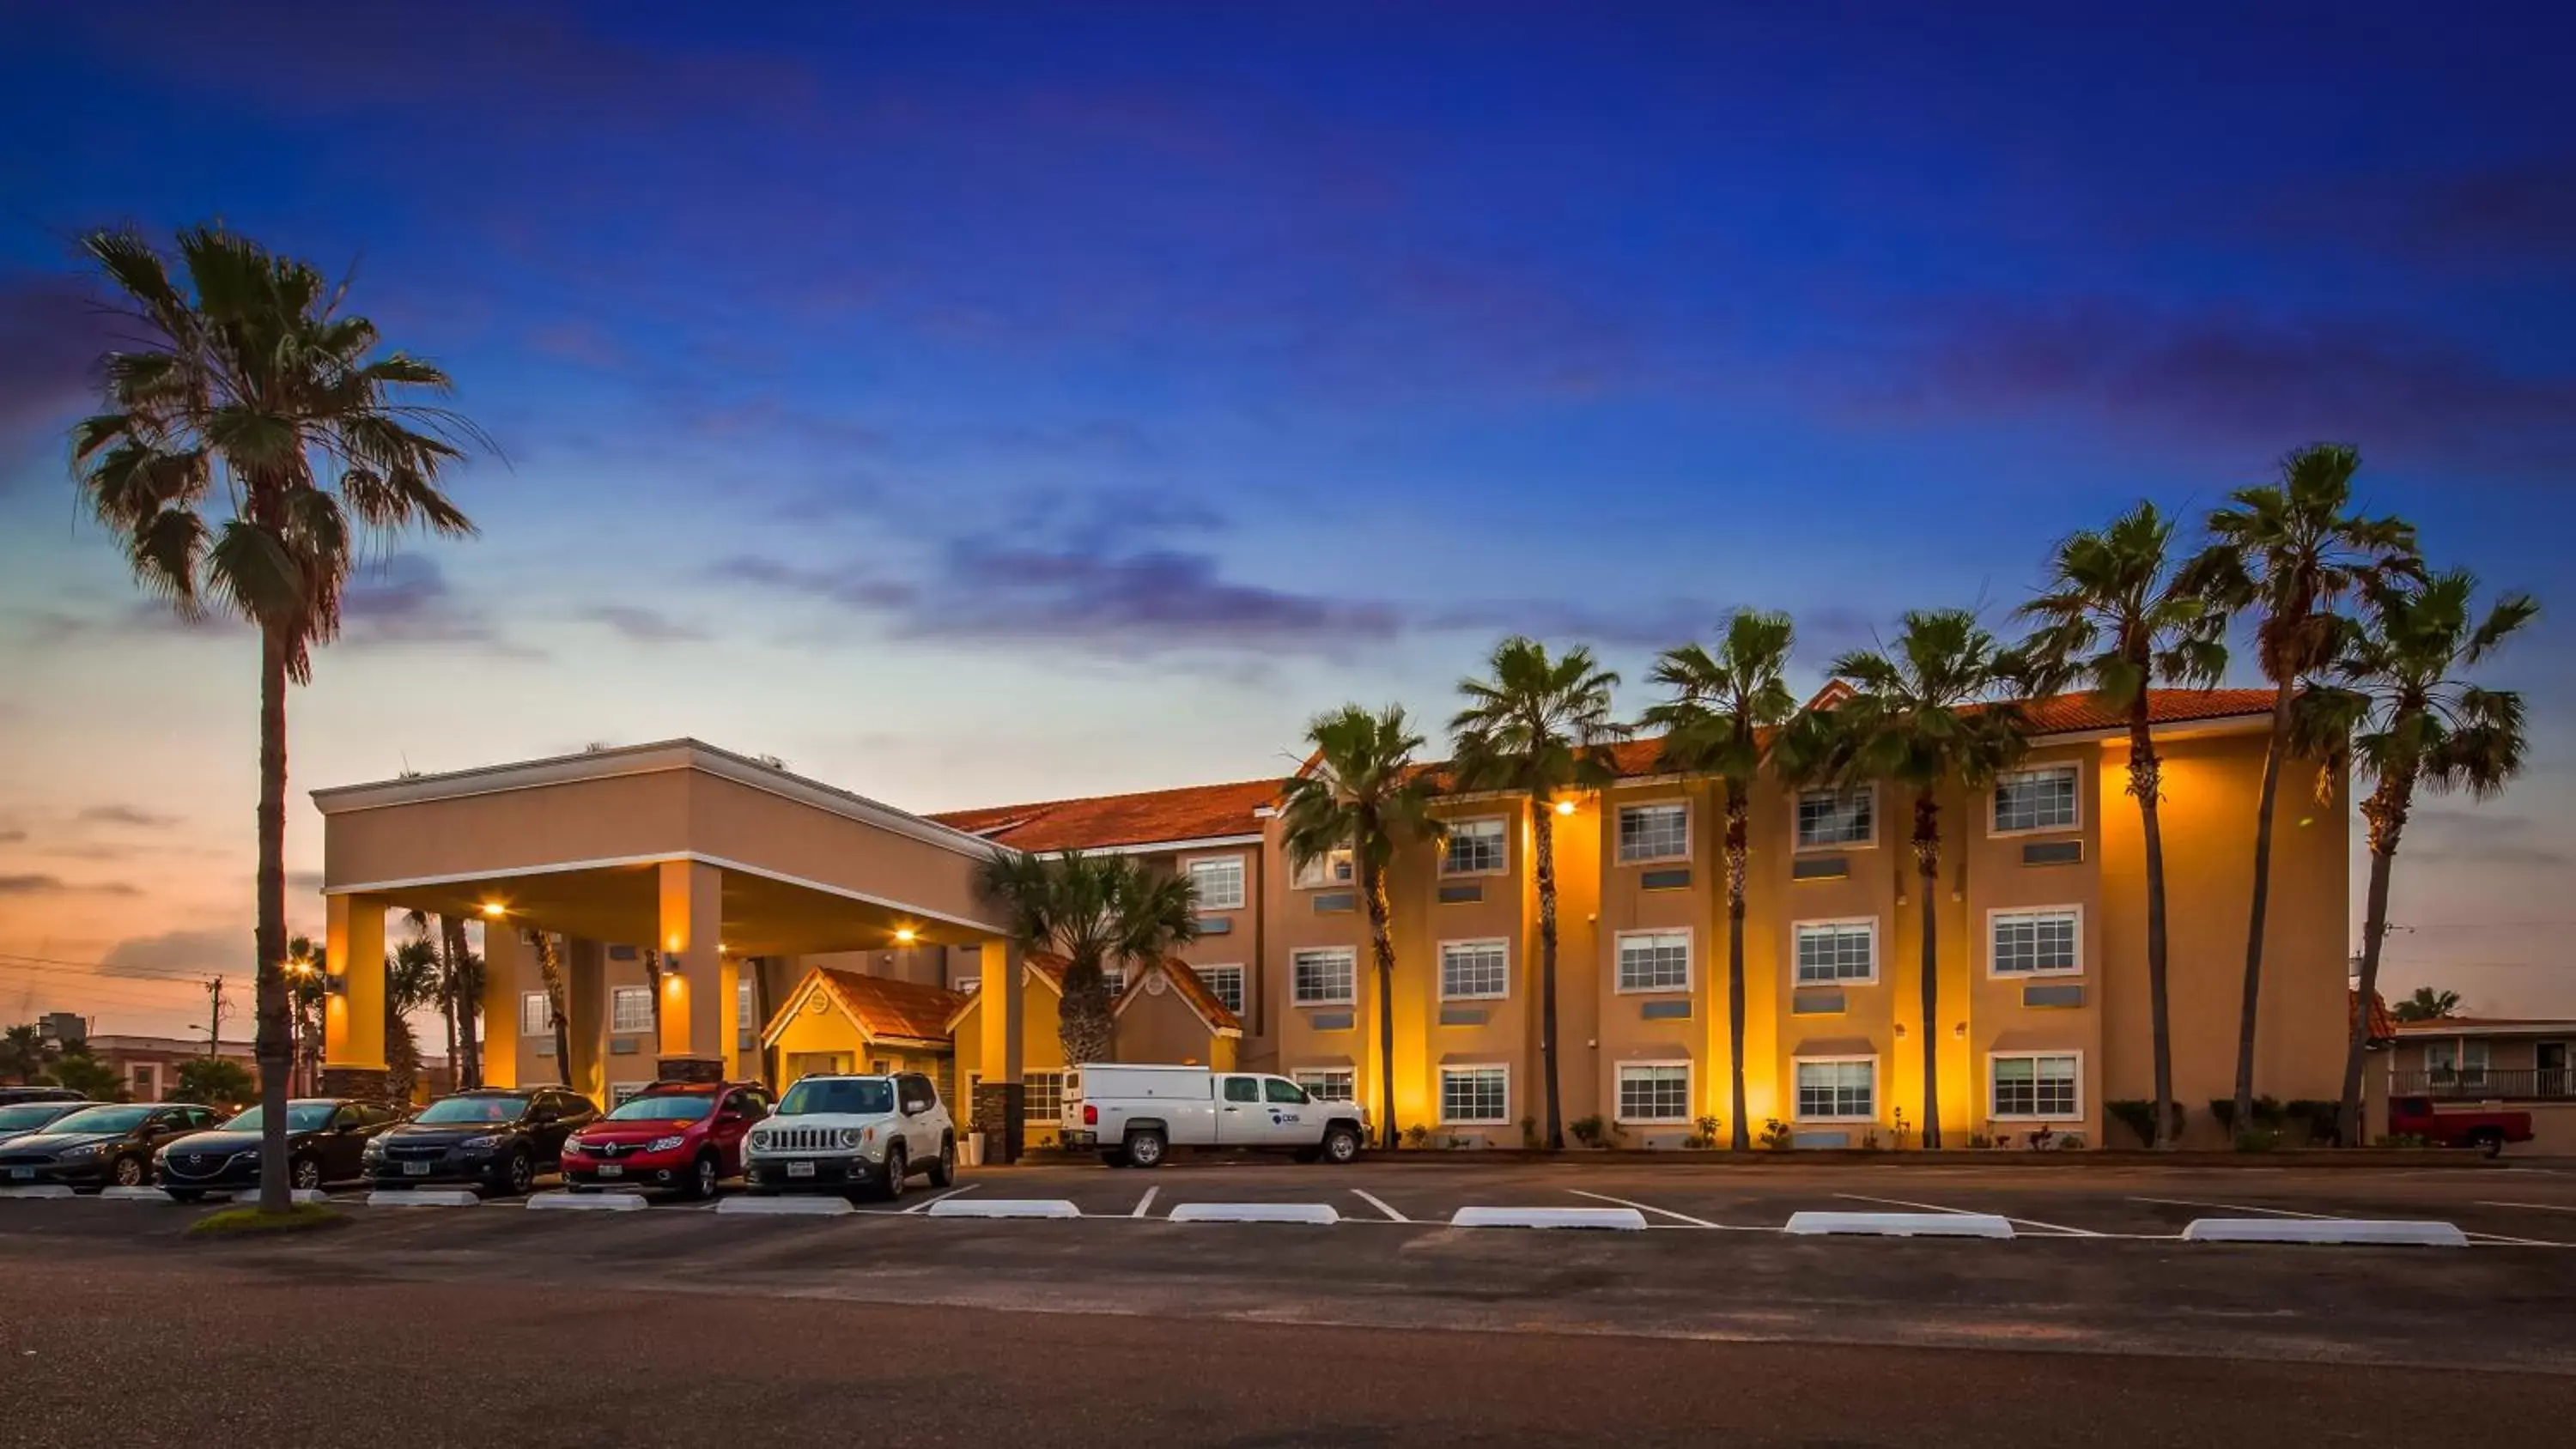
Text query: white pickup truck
1061 1064 1365 1168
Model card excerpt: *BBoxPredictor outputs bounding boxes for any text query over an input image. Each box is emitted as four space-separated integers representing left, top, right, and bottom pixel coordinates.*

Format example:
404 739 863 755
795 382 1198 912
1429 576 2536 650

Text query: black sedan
363 1087 595 1197
0 1100 94 1151
0 1102 224 1191
155 1099 403 1200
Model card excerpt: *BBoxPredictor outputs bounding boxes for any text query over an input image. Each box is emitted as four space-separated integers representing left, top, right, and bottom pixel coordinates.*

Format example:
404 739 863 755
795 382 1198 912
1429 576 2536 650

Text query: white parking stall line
1837 1191 2105 1239
904 1184 978 1216
1130 1185 1159 1219
1349 1188 1408 1223
1564 1188 1746 1230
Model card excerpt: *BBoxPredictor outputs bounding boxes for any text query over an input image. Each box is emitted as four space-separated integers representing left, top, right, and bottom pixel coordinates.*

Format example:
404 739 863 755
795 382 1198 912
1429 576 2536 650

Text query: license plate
597 1163 623 1178
7 1167 30 1180
786 1161 816 1179
403 1161 431 1176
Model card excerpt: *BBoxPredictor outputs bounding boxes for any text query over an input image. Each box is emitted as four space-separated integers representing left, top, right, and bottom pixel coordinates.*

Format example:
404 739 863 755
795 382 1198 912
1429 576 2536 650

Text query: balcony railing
2389 1068 2576 1101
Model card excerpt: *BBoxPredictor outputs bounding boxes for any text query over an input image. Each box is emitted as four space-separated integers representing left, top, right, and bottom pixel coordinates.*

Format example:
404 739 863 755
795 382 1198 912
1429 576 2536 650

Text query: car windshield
44 1106 152 1134
412 1095 526 1125
605 1094 716 1123
777 1078 893 1116
222 1103 341 1133
0 1104 76 1132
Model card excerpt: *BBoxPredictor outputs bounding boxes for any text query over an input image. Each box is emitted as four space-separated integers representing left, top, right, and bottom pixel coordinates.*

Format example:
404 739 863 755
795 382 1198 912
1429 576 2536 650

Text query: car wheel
112 1155 146 1188
927 1137 956 1188
502 1149 536 1197
1321 1125 1362 1166
1124 1128 1167 1170
880 1147 908 1202
687 1153 720 1201
2474 1129 2506 1159
289 1156 323 1191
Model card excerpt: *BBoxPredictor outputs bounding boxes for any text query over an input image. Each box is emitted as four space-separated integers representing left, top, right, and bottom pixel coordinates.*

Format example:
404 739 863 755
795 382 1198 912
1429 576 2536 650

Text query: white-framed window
1616 802 1691 863
1195 963 1245 1015
1098 967 1127 997
519 991 554 1037
1293 846 1355 889
1992 764 2080 834
1795 785 1875 850
1990 1052 2081 1119
1022 1070 1065 1122
1440 1064 1510 1124
611 985 653 1034
1615 930 1691 994
1292 1067 1357 1101
737 975 759 1029
2426 1040 2489 1085
1439 939 1511 1001
1989 906 2082 977
1291 947 1356 1006
1615 1061 1692 1124
1793 919 1878 985
609 1081 648 1107
1442 817 1508 876
1795 1057 1876 1121
1186 855 1247 911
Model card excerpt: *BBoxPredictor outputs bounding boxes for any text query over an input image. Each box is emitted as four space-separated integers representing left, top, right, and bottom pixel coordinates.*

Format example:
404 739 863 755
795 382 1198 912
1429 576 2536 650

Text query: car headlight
58 1143 104 1159
362 1140 385 1158
458 1135 502 1149
839 1127 865 1150
645 1136 686 1154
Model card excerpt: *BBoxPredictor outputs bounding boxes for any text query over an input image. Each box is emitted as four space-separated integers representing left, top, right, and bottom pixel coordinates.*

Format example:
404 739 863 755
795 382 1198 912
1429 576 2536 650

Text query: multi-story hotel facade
310 686 2349 1151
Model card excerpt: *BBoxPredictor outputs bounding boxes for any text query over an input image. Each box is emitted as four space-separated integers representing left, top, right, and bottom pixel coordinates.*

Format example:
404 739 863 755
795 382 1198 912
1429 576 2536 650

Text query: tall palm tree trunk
2233 681 2296 1131
2340 779 2409 1146
1533 803 1564 1151
1363 859 1400 1149
755 960 781 1090
252 623 294 1213
1722 781 1752 1152
1911 791 1943 1150
444 916 479 1088
2129 712 2178 1149
437 928 460 1098
533 932 571 1085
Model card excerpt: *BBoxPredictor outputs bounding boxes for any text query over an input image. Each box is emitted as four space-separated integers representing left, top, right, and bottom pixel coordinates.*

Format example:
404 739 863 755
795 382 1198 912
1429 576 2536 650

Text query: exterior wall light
1554 799 1577 816
482 902 507 918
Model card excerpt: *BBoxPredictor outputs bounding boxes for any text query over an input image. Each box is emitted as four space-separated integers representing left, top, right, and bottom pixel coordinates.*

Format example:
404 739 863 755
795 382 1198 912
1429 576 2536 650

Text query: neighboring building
307 686 2350 1150
84 1036 256 1103
2387 1016 2576 1151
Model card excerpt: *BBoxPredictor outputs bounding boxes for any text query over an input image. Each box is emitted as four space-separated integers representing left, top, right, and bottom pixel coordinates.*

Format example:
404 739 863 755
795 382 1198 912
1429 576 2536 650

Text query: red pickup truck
2387 1096 2534 1155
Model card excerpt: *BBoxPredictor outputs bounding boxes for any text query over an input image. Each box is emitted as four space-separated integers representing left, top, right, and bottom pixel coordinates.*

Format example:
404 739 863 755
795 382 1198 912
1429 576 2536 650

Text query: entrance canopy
309 741 1026 1119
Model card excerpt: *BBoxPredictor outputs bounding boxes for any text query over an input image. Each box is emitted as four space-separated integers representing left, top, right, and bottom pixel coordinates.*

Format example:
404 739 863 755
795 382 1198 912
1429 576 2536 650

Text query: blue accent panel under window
1640 868 1692 891
738 1030 758 1051
610 1038 639 1055
1437 882 1485 904
1307 1010 1355 1031
607 943 639 961
1791 856 1849 881
2021 840 2084 866
2023 983 2085 1009
1439 1006 1489 1027
1791 990 1846 1015
1194 916 1234 935
1312 891 1357 913
1639 999 1692 1021
1794 1131 1851 1149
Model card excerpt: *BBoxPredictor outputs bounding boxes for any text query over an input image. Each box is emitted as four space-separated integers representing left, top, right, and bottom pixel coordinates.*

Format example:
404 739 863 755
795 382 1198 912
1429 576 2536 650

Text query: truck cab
2386 1095 2533 1157
1062 1064 1365 1168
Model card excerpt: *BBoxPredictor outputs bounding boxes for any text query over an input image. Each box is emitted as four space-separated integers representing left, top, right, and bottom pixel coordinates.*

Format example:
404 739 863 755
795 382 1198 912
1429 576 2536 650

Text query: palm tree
2182 444 2419 1137
2020 503 2230 1149
1825 610 2032 1149
1642 612 1799 1153
285 936 327 1095
1450 637 1628 1150
2392 986 2464 1023
975 849 1202 1066
386 937 442 1105
1279 704 1447 1150
2302 571 2535 1145
439 917 483 1088
399 910 462 1094
527 931 574 1084
71 225 486 1214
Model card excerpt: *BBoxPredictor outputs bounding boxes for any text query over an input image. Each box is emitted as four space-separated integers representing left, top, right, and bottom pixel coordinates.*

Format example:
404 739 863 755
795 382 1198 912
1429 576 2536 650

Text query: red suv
560 1081 772 1199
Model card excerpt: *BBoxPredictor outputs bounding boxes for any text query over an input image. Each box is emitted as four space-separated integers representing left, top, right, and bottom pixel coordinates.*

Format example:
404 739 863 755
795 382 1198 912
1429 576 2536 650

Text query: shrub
2107 1099 2184 1147
2054 1131 2086 1150
1569 1115 1607 1148
1694 1114 1722 1143
2374 1132 2430 1149
169 1057 256 1108
1401 1123 1431 1149
1758 1118 1795 1151
1858 1130 1880 1151
1680 1133 1711 1149
1965 1132 1992 1149
1518 1116 1539 1149
2233 1127 2283 1153
2284 1100 2342 1146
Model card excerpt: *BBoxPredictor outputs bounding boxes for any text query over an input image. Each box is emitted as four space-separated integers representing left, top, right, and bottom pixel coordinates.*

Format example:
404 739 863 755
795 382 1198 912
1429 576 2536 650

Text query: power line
0 951 220 983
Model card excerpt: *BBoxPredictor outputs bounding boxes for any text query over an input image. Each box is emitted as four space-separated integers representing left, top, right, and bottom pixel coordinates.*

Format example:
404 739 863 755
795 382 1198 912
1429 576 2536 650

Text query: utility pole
204 976 228 1058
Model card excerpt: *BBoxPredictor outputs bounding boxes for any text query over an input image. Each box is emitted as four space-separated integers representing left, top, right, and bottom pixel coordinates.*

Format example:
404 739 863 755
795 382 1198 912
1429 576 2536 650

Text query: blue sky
2 2 2571 1033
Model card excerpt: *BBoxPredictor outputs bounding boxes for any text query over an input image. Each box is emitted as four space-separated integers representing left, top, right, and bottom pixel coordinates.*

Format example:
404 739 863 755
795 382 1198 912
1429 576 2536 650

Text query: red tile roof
2355 990 2398 1046
929 777 1279 852
810 967 969 1046
1116 958 1244 1035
